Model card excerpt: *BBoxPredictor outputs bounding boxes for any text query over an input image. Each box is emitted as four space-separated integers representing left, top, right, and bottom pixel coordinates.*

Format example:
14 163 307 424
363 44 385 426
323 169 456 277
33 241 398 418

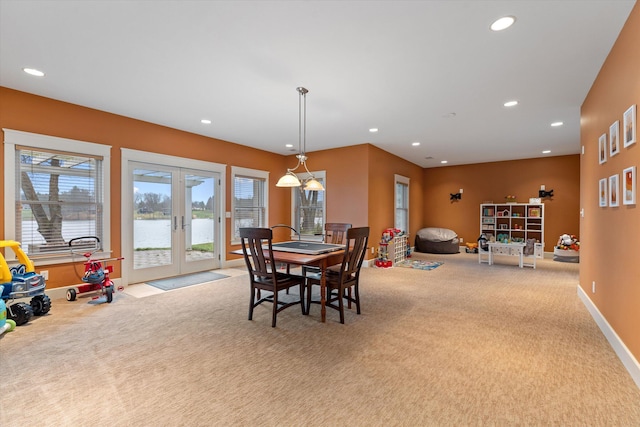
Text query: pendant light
276 87 325 191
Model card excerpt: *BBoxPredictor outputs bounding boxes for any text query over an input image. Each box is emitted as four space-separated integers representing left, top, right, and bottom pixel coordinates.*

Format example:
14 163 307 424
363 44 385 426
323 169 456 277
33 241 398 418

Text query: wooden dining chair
324 222 351 244
301 222 352 278
305 226 369 324
239 228 306 327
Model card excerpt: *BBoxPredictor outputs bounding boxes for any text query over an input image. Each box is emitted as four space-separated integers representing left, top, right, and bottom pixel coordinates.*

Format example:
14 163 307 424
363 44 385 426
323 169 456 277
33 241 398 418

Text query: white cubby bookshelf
480 203 544 258
389 234 408 265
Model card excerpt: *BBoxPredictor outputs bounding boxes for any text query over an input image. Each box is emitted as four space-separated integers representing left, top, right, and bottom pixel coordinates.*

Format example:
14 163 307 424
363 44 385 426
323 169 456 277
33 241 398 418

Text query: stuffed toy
477 233 489 251
557 234 580 251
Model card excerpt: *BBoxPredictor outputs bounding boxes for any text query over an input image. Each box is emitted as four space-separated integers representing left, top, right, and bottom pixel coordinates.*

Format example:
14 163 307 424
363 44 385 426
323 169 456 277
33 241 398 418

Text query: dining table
231 241 345 323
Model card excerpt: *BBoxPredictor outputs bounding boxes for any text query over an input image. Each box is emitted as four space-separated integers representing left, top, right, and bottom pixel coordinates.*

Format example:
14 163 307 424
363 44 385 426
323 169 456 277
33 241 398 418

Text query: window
231 166 268 242
395 174 409 233
3 129 111 261
292 172 326 240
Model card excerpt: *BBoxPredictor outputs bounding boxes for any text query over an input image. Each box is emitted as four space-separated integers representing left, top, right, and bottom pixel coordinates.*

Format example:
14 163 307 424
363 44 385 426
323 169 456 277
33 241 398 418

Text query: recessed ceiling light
369 128 379 133
542 150 551 154
285 144 293 148
200 119 212 124
440 160 448 164
412 142 420 146
551 121 563 127
504 100 518 107
23 67 45 77
490 16 516 31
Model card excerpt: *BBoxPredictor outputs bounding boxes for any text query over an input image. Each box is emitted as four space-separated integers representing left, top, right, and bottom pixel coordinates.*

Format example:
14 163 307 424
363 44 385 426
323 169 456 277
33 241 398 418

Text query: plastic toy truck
0 240 51 326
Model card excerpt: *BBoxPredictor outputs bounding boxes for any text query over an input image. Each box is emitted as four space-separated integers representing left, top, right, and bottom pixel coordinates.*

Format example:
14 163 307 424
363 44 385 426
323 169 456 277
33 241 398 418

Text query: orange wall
368 145 425 243
273 145 373 252
296 144 425 256
305 145 370 226
0 87 291 287
423 155 581 252
580 3 640 361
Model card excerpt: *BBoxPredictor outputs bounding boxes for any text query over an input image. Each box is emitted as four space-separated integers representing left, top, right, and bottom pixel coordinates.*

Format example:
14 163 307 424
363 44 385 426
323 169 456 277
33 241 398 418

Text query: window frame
395 174 410 234
3 129 111 264
291 171 326 241
231 166 269 244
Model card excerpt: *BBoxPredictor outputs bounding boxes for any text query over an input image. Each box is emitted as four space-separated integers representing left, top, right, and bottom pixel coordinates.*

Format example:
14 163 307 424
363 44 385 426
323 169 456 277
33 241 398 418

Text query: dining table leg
320 259 327 322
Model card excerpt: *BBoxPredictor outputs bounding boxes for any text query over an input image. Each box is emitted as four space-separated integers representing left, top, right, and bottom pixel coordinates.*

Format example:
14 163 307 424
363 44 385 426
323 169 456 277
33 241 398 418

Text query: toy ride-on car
68 236 124 303
0 240 51 326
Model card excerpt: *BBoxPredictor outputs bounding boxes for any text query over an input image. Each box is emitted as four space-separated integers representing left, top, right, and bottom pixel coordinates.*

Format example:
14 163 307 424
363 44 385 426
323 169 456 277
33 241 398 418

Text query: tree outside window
17 148 103 255
293 173 325 239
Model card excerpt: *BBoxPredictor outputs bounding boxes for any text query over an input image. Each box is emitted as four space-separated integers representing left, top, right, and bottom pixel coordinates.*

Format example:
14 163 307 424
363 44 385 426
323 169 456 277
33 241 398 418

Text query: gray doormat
147 271 229 291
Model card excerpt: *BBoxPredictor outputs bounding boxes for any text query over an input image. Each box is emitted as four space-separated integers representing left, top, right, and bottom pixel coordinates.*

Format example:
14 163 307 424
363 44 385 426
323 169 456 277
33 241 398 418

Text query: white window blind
16 147 103 255
233 174 266 239
395 175 409 233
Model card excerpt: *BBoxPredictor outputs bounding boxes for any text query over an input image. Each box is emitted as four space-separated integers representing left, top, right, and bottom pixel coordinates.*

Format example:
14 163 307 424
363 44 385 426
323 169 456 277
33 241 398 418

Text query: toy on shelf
0 240 51 326
68 236 124 303
375 242 391 268
375 228 408 268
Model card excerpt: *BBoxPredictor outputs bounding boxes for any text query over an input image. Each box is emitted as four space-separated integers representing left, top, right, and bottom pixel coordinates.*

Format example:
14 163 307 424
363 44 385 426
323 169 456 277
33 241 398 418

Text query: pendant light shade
303 178 324 191
276 87 324 191
276 172 302 187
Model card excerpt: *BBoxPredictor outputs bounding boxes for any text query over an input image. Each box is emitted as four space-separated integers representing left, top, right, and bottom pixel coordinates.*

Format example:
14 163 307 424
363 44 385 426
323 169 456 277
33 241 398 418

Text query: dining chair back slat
324 223 351 244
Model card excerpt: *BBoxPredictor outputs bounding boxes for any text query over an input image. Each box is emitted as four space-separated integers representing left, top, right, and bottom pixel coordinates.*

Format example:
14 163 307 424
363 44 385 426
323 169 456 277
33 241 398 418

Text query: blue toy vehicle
0 240 51 326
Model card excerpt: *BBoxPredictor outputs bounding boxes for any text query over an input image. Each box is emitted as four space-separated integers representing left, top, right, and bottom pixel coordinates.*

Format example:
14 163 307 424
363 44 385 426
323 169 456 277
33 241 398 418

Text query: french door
122 150 225 285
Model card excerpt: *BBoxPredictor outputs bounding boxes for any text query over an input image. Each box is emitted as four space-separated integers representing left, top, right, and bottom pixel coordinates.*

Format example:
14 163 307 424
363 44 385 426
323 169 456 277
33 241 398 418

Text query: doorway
122 149 225 285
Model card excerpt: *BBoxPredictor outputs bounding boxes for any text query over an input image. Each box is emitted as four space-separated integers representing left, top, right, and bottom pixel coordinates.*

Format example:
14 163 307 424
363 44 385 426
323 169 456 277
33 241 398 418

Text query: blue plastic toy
0 286 17 335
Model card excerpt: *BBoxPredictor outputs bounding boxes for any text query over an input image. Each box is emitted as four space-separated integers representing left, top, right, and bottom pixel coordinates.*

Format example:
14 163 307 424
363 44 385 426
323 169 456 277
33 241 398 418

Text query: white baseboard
577 285 640 390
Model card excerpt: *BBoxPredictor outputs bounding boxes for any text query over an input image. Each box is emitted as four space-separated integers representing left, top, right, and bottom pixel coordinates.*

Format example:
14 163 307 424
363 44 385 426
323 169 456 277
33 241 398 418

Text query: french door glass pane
185 173 215 263
133 168 173 269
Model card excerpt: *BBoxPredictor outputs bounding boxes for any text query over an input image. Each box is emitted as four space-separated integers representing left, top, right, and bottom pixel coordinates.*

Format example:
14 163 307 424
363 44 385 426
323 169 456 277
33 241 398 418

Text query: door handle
181 215 185 230
174 216 177 231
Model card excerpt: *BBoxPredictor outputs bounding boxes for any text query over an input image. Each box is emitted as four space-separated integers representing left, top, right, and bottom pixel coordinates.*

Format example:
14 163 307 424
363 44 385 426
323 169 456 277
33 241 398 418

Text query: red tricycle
68 236 124 303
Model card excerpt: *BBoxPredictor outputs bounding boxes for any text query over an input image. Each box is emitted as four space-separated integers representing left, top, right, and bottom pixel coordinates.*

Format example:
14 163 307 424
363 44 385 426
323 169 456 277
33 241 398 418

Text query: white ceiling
0 0 636 168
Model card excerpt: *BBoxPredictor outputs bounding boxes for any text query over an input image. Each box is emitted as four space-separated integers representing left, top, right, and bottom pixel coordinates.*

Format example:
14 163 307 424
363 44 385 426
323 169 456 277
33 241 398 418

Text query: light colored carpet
1 253 639 426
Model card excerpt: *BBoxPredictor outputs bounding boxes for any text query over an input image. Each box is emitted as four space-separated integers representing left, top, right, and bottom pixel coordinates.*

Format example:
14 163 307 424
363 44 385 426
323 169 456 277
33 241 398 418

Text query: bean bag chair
414 227 460 254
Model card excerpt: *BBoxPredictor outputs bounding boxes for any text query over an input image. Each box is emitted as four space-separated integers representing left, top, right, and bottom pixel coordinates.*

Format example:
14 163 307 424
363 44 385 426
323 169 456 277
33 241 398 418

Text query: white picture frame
599 178 608 207
609 120 620 157
599 133 607 164
609 174 619 207
623 166 636 205
623 104 636 148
